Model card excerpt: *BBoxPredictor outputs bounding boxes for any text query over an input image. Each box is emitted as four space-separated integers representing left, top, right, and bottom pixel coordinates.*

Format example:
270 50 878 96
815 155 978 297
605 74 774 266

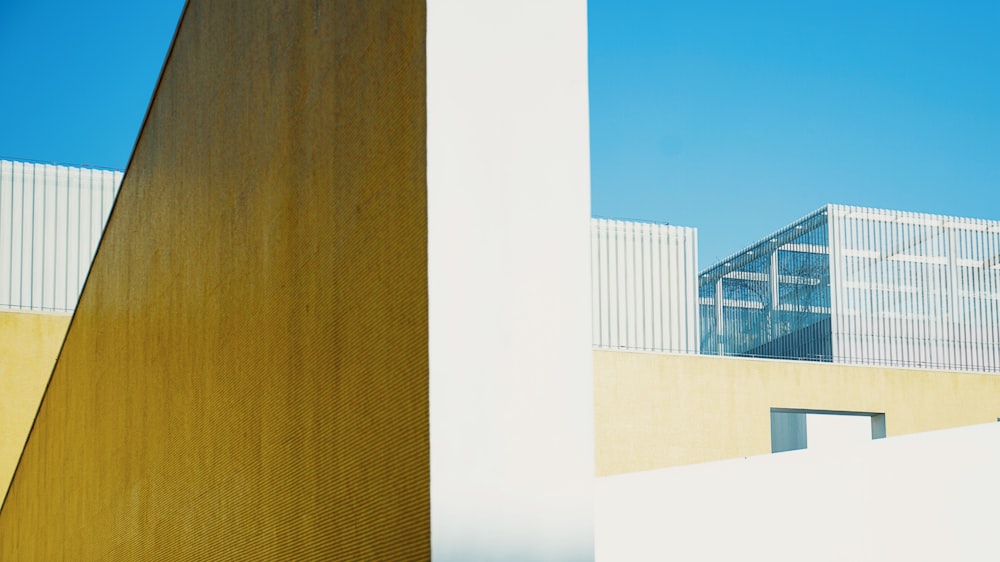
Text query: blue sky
1 1 998 266
0 1 183 168
590 0 1000 263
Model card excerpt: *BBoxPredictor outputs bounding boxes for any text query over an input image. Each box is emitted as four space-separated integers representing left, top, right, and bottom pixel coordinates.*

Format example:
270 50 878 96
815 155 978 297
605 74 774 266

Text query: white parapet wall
427 1 594 560
596 422 1000 561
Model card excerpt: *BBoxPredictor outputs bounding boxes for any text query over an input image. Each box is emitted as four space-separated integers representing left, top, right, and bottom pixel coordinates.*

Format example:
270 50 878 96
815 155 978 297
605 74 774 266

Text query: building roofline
699 205 829 284
0 157 123 174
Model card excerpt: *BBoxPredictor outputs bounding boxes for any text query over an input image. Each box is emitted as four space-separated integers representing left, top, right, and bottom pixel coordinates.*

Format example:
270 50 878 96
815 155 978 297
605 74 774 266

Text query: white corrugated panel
828 204 1000 372
0 159 122 312
591 218 699 353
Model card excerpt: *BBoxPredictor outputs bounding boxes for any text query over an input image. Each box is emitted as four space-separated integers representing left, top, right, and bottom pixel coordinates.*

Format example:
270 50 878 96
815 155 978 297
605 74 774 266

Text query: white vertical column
669 227 682 352
714 278 724 354
990 230 998 369
624 222 637 347
827 206 843 363
649 224 663 350
600 221 612 347
981 227 996 370
769 249 779 332
427 1 594 559
591 220 602 348
0 161 11 306
639 223 651 349
613 221 625 347
687 228 700 353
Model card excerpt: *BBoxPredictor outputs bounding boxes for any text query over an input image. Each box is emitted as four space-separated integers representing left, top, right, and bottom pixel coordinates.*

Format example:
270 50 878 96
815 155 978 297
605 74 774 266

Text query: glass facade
700 208 832 362
700 205 1000 372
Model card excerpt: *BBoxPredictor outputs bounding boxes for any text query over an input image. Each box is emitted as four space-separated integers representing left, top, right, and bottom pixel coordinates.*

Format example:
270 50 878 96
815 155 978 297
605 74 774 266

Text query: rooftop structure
700 204 1000 372
591 218 698 354
0 159 122 312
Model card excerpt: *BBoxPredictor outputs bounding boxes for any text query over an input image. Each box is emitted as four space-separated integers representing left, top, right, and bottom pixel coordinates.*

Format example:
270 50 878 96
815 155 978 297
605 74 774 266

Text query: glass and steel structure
699 207 831 362
592 218 699 353
700 205 1000 372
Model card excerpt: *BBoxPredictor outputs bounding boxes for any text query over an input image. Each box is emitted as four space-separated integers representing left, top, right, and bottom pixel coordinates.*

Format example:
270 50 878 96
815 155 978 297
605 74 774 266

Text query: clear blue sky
590 0 1000 264
2 1 998 266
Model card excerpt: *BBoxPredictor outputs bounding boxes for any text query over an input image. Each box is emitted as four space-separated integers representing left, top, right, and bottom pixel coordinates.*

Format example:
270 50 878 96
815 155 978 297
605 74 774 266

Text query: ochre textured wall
0 311 70 501
596 351 1000 476
0 2 429 559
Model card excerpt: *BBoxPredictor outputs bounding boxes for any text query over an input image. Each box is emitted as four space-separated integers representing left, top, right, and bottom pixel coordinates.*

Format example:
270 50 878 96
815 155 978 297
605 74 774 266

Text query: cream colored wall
0 311 70 500
595 350 1000 476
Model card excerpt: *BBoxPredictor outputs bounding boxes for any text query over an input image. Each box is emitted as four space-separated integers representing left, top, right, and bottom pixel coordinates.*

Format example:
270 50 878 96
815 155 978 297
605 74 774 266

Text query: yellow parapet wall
595 350 1000 476
1 2 428 559
0 311 70 501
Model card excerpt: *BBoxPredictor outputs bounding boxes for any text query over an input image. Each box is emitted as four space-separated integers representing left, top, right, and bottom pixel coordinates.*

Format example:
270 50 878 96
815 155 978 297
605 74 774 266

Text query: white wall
427 1 594 560
597 423 1000 561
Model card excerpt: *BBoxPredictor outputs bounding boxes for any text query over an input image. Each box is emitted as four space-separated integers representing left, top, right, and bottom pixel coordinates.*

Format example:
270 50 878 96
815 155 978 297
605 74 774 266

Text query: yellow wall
595 350 1000 476
0 311 70 501
0 2 429 559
